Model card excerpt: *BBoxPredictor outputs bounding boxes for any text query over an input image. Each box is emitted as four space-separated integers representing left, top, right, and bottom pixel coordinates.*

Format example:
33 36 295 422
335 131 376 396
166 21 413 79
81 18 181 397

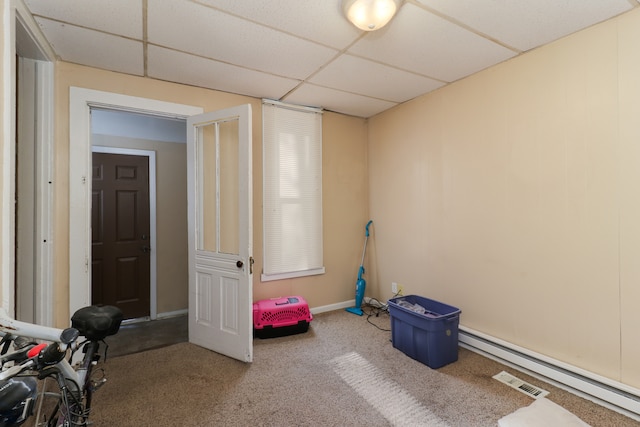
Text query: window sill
261 267 325 282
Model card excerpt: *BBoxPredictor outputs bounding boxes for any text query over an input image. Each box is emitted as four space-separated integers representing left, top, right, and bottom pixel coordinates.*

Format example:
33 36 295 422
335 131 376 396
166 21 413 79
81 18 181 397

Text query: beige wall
369 9 640 389
54 62 368 324
91 134 188 314
618 9 640 392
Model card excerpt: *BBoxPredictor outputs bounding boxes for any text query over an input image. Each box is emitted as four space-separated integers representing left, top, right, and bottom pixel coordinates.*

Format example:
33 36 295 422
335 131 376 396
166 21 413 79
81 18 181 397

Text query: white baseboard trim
156 309 188 319
310 297 388 315
159 302 356 319
310 300 354 315
459 325 640 421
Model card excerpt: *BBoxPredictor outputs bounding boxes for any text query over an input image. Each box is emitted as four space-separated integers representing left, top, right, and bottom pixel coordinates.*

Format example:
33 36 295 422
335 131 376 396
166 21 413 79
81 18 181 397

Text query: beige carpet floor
88 309 638 426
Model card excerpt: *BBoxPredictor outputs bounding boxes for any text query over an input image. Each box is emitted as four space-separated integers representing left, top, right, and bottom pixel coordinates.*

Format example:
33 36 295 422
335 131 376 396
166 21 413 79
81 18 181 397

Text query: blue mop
346 220 373 316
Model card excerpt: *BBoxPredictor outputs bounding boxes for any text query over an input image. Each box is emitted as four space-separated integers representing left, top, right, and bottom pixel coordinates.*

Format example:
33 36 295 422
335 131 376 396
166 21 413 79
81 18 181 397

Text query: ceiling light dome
343 0 400 31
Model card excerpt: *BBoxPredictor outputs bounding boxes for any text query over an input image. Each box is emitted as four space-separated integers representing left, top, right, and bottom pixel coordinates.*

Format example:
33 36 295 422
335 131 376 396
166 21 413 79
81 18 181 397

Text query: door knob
141 246 151 253
236 260 243 268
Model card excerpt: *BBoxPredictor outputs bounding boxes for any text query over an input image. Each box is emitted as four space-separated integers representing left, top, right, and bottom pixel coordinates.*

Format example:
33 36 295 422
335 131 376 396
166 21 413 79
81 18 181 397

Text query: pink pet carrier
253 296 313 338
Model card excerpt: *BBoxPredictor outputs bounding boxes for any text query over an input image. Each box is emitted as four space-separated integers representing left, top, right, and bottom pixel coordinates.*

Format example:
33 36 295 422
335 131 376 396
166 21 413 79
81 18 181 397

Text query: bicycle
0 305 122 426
0 330 78 426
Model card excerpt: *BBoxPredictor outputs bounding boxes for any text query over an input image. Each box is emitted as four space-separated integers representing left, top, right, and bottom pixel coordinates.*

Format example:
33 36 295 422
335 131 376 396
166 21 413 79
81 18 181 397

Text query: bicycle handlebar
0 359 34 381
0 339 69 382
0 342 45 381
0 343 36 364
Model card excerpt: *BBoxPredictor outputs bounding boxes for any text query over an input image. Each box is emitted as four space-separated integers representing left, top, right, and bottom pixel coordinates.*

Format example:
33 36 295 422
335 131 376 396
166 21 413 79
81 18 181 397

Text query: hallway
107 315 188 358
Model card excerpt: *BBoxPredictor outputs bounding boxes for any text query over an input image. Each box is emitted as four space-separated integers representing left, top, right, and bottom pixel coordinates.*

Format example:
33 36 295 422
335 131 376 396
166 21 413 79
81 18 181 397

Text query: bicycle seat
71 306 123 341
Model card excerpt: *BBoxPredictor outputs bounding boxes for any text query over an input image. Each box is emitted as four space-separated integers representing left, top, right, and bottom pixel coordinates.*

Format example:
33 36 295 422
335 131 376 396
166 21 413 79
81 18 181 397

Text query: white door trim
69 87 202 317
2 3 55 322
1 1 16 313
34 61 54 326
92 146 158 319
16 58 54 325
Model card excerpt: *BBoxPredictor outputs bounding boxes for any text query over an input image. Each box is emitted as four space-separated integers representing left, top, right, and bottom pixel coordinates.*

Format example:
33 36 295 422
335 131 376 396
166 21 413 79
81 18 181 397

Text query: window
262 100 324 281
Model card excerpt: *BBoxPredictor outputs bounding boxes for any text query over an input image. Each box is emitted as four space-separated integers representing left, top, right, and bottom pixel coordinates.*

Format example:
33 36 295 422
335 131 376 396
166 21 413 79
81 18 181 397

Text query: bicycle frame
0 308 67 344
0 308 95 426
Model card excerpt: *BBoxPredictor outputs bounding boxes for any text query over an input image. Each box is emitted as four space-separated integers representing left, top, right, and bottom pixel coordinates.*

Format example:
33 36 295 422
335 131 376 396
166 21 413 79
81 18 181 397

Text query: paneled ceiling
23 0 639 118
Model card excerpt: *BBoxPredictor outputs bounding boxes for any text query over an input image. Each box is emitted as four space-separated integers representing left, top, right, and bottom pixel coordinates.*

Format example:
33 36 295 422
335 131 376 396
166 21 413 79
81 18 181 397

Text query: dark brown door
91 152 150 319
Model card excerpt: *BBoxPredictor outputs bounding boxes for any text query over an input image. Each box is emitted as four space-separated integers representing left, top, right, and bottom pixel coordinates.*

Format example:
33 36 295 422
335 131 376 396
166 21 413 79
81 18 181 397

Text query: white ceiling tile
284 83 397 118
148 46 301 100
147 0 338 80
22 0 638 118
24 0 142 39
195 0 361 49
415 0 633 51
349 3 517 82
310 54 445 103
35 18 143 75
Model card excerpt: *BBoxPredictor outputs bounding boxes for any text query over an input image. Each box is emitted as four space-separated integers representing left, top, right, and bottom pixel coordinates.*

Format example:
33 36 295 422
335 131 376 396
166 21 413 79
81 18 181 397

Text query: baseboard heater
458 326 640 421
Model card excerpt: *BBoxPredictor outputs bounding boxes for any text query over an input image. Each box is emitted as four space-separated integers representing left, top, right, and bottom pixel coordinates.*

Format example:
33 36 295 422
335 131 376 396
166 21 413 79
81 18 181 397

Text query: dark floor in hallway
106 315 188 358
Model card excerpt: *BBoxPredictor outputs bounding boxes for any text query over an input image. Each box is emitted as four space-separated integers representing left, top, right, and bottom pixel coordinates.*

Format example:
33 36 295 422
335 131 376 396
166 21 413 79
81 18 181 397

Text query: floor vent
493 371 550 399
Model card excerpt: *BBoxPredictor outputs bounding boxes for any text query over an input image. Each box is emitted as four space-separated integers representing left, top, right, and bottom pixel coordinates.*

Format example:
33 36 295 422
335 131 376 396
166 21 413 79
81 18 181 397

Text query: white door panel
187 104 253 362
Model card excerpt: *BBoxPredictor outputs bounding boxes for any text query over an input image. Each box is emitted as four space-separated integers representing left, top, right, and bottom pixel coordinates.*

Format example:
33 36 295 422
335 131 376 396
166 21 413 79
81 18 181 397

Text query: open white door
187 104 253 362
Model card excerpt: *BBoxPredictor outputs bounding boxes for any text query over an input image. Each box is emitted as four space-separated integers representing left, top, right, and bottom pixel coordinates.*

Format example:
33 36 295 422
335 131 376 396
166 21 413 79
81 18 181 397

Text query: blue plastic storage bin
388 295 461 369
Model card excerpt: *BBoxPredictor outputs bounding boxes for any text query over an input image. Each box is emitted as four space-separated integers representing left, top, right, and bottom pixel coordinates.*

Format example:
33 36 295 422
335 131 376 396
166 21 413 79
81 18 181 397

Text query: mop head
346 277 365 316
345 306 363 316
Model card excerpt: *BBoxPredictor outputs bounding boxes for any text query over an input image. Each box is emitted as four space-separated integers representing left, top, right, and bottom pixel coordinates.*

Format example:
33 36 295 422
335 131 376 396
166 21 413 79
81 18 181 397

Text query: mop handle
365 220 373 237
360 220 373 266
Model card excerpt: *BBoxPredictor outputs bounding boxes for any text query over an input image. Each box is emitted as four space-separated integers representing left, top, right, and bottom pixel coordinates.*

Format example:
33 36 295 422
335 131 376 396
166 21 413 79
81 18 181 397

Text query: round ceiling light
342 0 400 31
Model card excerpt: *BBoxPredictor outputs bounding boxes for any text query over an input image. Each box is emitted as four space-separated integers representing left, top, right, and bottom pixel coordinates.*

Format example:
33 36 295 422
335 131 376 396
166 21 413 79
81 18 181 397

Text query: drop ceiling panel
349 3 517 82
148 46 301 100
310 54 445 103
24 0 142 39
285 83 398 118
416 0 634 51
34 18 143 75
21 0 640 118
195 0 361 49
147 0 338 80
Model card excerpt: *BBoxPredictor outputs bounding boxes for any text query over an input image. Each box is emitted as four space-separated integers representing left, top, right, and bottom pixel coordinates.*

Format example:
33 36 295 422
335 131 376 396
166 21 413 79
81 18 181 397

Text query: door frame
2 3 55 323
91 146 157 319
69 88 202 317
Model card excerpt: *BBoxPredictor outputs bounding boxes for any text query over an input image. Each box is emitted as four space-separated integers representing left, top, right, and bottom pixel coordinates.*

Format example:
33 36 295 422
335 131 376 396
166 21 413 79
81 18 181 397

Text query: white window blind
262 100 324 281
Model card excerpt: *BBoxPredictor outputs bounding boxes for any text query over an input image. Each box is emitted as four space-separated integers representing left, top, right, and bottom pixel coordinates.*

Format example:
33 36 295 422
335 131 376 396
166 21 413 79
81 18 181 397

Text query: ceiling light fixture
342 0 400 31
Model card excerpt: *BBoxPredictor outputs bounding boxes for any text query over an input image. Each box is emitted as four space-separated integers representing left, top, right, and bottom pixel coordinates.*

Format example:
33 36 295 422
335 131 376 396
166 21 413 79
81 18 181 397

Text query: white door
187 104 253 362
